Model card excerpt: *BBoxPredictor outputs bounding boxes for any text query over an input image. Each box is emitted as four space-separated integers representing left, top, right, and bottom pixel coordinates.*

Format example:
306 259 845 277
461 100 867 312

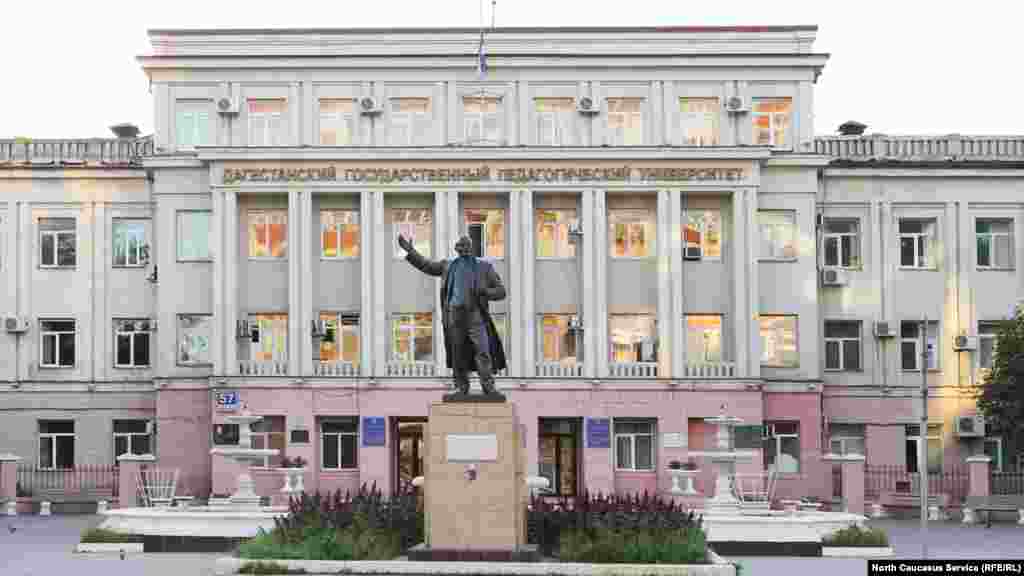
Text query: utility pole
919 314 929 559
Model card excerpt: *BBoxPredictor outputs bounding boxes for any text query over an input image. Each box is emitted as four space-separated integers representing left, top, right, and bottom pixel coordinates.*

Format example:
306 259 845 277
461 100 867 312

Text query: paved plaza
1 515 1023 576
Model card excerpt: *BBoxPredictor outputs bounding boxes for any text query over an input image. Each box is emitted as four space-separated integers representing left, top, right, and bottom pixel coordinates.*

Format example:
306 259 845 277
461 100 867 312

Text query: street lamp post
919 315 929 559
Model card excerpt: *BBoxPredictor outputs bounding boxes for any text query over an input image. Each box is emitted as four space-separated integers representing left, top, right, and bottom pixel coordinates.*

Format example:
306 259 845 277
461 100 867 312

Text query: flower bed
80 527 144 544
821 525 893 557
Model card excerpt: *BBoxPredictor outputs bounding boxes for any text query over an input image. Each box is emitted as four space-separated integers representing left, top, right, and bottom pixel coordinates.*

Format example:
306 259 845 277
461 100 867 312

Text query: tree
976 312 1024 464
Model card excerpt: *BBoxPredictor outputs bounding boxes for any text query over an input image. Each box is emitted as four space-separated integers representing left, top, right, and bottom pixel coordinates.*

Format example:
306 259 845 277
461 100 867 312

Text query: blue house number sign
216 391 240 411
363 417 386 447
587 418 610 448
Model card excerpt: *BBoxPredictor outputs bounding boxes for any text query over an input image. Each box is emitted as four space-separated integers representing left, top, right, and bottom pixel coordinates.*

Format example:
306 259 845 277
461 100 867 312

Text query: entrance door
394 419 426 495
538 418 581 497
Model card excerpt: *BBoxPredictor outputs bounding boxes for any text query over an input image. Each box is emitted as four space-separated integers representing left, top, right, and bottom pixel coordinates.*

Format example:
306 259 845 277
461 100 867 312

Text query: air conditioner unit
576 96 600 115
3 316 29 333
235 320 251 339
953 335 978 351
821 268 849 287
873 321 897 338
359 96 382 116
684 246 703 261
216 96 240 115
725 96 748 114
955 415 985 438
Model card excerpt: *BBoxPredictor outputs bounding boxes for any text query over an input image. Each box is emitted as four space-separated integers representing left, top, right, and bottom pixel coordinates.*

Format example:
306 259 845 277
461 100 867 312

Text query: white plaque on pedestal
662 432 685 448
446 434 498 462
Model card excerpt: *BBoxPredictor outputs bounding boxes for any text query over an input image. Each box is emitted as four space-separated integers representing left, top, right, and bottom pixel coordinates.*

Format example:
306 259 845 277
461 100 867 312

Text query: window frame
113 420 152 461
758 211 798 261
318 98 356 146
613 420 656 472
823 320 862 372
247 209 288 260
389 97 432 146
38 420 75 470
679 97 720 146
113 319 153 369
609 209 656 259
534 97 575 146
212 423 240 446
39 218 77 268
111 220 149 268
608 314 658 364
462 95 502 145
320 418 359 470
751 97 793 148
822 218 861 269
685 314 723 363
538 313 579 364
464 208 505 259
900 320 939 372
390 312 434 364
976 218 1015 270
827 424 866 457
978 322 1000 371
39 318 76 368
905 423 943 474
684 209 722 261
984 437 1003 473
177 314 213 367
392 208 433 259
535 209 577 259
174 100 211 149
759 314 799 368
762 421 801 474
318 311 361 365
898 218 937 269
248 313 289 363
247 98 287 147
250 416 286 467
176 210 212 262
605 97 645 146
320 209 361 259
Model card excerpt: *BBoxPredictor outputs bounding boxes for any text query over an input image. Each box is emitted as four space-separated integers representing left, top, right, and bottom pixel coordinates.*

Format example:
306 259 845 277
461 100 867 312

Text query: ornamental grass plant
821 524 890 547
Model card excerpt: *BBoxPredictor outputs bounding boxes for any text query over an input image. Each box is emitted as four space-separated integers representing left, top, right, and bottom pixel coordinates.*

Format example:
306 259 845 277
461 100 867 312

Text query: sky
1 0 1020 139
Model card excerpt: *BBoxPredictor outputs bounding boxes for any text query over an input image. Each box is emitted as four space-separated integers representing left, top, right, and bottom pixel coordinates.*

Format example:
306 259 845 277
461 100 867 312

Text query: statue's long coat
404 248 508 373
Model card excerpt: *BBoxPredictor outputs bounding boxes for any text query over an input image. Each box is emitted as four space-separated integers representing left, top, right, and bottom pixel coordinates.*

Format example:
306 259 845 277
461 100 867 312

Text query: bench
963 495 1024 527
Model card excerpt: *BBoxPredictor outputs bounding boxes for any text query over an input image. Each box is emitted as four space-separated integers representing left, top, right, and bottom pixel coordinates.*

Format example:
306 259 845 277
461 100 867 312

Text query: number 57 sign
216 391 240 411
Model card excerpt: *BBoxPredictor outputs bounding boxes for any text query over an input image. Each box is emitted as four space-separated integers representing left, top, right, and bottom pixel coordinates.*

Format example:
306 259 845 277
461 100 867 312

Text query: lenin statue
397 234 507 400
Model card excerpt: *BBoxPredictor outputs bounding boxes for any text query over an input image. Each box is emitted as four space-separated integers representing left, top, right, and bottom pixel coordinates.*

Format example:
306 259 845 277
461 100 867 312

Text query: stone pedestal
117 453 157 509
420 400 529 559
0 454 22 515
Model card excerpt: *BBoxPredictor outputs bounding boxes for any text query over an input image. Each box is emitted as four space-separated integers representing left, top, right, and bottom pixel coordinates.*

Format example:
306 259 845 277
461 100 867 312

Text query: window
759 315 798 368
614 420 655 471
828 423 865 456
463 96 500 144
391 313 433 363
319 99 355 146
40 319 75 368
899 219 937 269
114 319 152 368
535 98 574 146
465 209 504 258
319 312 360 364
680 98 719 146
977 219 1014 269
251 416 286 467
175 101 210 148
763 421 800 474
392 208 432 258
248 210 287 258
610 209 655 258
824 321 861 372
685 315 722 363
39 218 76 267
114 420 151 460
758 211 797 259
112 220 148 267
320 210 360 258
321 418 358 469
249 314 288 363
684 210 722 260
984 437 1003 473
390 97 431 146
906 424 942 474
176 211 212 261
38 420 75 469
539 314 579 364
247 99 286 146
823 219 860 268
609 314 658 363
606 98 644 146
752 98 792 147
901 320 938 371
178 314 212 366
979 322 1000 370
213 423 240 446
536 210 576 258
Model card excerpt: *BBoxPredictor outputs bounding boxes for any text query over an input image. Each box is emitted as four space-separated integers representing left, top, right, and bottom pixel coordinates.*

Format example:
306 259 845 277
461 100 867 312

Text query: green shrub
238 514 406 561
558 526 707 564
238 561 307 574
822 524 889 547
80 527 143 544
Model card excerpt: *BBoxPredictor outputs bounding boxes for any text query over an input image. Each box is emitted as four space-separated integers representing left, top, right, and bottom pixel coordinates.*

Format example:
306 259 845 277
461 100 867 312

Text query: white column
731 190 749 378
581 189 596 378
300 189 314 376
593 188 609 378
433 189 448 375
869 198 883 388
287 189 301 376
224 190 239 376
359 189 375 377
656 189 672 378
669 190 684 377
520 189 535 377
507 188 522 377
746 189 760 379
88 202 104 383
289 82 301 146
212 186 225 376
372 190 388 376
17 202 31 381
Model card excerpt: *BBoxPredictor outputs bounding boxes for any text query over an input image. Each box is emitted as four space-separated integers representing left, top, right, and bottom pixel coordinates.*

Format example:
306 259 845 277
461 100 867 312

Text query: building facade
1 25 1021 501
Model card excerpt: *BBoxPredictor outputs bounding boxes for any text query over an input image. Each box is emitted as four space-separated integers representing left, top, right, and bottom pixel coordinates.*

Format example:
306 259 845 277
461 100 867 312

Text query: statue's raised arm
398 234 445 277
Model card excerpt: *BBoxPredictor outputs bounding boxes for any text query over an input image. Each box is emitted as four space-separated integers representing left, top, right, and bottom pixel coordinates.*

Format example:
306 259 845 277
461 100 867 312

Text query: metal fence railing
864 465 968 506
15 464 119 501
991 471 1024 496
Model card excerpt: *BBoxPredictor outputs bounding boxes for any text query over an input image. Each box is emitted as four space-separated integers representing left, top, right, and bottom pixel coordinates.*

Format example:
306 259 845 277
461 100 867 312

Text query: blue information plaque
587 418 610 449
362 417 386 447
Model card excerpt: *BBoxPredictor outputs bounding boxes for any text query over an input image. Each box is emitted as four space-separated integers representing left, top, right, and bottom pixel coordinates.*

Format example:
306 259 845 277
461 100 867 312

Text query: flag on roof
477 29 488 80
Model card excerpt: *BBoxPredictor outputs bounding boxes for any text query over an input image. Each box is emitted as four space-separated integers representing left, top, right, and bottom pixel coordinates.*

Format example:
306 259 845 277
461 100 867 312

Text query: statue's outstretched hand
397 234 413 253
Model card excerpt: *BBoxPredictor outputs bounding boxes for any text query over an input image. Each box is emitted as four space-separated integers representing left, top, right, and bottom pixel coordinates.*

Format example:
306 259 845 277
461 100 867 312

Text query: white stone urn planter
279 467 307 495
668 468 700 496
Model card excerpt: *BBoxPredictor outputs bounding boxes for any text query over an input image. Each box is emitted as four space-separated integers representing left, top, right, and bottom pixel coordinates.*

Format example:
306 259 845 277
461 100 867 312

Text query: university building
1 25 1021 501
